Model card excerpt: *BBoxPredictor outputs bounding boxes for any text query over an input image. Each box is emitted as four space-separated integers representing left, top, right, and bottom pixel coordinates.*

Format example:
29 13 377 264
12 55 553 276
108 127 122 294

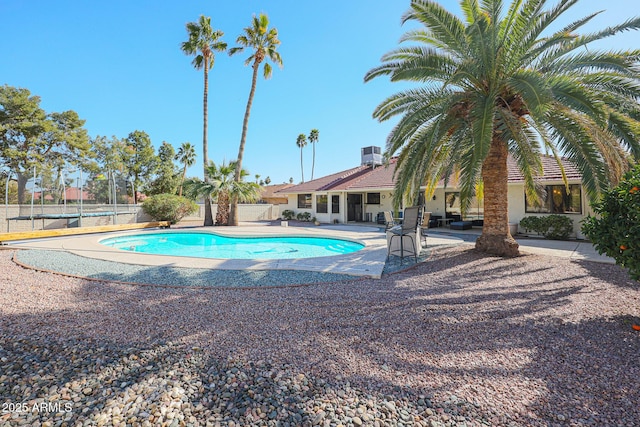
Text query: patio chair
421 211 431 247
387 206 421 263
383 211 398 230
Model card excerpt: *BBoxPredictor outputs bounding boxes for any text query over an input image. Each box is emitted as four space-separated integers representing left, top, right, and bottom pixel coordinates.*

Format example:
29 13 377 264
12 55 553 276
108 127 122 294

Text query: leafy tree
175 141 196 197
228 13 283 226
0 85 91 203
583 164 640 280
309 128 319 180
181 15 227 226
296 133 307 183
123 130 157 203
0 171 19 204
365 0 640 257
87 135 128 204
146 141 179 196
184 160 261 226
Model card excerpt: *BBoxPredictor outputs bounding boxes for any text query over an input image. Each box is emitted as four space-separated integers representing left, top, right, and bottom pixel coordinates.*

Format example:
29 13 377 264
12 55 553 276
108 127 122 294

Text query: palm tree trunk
216 191 230 225
229 61 260 226
475 136 519 256
311 142 315 180
179 164 187 197
300 147 304 183
202 58 214 226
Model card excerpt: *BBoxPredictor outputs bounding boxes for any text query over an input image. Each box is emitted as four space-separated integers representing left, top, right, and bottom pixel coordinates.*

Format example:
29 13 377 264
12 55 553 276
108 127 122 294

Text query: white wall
508 182 593 238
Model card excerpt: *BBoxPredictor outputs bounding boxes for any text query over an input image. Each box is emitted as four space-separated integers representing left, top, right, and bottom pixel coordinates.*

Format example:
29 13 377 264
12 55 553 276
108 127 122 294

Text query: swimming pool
99 232 365 260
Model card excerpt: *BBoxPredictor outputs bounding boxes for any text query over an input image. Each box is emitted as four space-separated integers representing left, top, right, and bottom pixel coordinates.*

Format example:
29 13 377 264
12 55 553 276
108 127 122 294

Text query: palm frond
405 0 470 55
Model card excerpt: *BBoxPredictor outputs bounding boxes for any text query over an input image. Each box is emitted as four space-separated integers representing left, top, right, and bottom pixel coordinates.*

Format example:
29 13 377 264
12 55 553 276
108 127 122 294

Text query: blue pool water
99 232 364 259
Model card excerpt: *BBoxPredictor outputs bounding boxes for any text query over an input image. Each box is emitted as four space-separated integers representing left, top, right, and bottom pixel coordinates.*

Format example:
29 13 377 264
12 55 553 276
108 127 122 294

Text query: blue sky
2 0 637 185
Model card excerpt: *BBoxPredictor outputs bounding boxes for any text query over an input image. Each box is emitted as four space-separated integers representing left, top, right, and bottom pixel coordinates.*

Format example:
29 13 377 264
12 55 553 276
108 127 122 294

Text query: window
297 194 312 209
316 195 328 213
366 192 381 204
525 184 582 214
331 195 340 213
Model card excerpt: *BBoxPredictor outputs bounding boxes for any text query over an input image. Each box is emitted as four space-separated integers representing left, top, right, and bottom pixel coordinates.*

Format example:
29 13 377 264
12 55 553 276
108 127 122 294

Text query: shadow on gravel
572 258 640 290
2 246 639 425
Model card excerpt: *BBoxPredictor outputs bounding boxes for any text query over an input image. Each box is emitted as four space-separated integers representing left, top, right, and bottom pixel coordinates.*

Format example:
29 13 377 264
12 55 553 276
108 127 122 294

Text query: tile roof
261 183 294 198
278 155 583 194
276 159 398 194
507 154 583 182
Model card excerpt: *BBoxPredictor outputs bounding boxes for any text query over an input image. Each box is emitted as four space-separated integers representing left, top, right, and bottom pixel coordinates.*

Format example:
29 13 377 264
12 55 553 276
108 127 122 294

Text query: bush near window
141 194 198 224
282 210 295 220
582 164 640 280
296 212 312 221
519 215 573 240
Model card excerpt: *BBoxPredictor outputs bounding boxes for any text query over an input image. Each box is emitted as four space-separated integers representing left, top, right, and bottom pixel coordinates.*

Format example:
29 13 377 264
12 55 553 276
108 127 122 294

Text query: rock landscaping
1 246 639 426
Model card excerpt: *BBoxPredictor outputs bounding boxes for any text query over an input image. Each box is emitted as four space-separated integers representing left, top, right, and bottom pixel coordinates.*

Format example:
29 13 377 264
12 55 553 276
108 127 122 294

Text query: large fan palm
181 15 227 226
366 0 640 257
175 142 196 197
228 13 283 226
184 161 261 226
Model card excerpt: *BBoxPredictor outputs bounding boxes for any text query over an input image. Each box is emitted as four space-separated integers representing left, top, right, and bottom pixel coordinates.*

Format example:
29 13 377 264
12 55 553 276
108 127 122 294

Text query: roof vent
361 146 383 166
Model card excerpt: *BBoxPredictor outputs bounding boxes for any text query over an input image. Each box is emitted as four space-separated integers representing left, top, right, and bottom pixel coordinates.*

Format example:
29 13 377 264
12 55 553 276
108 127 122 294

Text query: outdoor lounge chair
421 211 431 247
387 206 421 263
383 211 398 230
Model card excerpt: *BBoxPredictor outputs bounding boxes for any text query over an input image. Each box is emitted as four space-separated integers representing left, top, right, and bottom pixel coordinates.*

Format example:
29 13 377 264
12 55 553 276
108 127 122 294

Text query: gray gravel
13 249 362 288
2 246 640 426
13 245 435 288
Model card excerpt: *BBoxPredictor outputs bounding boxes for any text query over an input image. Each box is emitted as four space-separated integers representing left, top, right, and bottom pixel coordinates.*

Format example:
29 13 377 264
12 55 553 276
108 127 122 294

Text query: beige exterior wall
283 182 594 238
422 182 593 238
182 203 280 222
2 204 143 233
282 190 396 224
506 181 593 239
2 203 281 232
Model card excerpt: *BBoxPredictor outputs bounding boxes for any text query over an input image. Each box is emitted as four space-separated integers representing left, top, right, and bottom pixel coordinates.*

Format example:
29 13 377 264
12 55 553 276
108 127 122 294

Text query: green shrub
296 212 311 221
519 216 542 234
282 209 295 220
582 164 640 280
519 214 573 239
141 194 198 224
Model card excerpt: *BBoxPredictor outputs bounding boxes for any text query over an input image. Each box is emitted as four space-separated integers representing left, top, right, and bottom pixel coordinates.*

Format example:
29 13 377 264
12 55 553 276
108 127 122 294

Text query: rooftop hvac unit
361 146 383 166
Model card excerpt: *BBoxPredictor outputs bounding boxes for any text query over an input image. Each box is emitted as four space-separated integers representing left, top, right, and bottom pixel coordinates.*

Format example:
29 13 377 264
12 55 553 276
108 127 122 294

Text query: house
260 183 294 204
276 146 594 237
33 187 95 203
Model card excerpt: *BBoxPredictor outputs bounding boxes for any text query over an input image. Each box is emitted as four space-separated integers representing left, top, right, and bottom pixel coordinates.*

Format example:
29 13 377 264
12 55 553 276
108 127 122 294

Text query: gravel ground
1 246 639 426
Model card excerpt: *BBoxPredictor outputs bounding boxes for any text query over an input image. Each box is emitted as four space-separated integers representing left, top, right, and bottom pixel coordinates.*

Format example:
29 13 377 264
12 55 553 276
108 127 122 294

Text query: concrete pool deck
4 224 466 279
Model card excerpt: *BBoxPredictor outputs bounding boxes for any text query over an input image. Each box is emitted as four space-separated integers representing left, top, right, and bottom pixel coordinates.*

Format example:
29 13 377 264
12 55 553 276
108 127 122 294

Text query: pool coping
6 225 390 278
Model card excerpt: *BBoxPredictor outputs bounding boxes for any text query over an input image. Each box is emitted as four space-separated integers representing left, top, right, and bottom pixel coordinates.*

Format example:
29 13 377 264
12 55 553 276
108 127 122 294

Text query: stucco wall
2 204 143 233
2 203 281 232
182 204 280 222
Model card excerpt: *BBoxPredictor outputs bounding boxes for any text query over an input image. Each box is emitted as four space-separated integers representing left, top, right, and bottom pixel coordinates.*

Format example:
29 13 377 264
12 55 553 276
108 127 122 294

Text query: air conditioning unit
361 146 383 166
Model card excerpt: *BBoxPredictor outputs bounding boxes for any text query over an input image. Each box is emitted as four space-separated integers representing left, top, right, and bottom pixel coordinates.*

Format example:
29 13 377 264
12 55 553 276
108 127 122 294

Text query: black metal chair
387 206 421 263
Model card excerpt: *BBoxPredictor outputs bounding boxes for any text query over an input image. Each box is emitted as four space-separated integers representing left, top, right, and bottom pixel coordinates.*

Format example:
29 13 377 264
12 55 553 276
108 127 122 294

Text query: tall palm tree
296 133 307 182
228 13 283 226
366 0 640 257
181 15 227 226
175 142 196 197
184 160 261 226
309 128 319 180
